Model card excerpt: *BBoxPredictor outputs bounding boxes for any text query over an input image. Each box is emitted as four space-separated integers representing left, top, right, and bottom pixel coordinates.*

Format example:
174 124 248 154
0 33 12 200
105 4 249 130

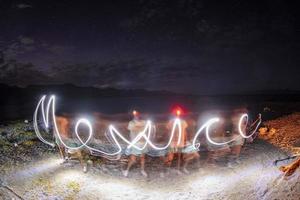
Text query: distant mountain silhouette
1 83 300 99
0 83 180 102
0 83 300 121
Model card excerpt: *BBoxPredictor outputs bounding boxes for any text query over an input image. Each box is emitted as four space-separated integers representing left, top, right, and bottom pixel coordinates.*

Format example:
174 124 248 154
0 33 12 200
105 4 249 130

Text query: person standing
123 110 148 177
55 114 88 172
182 117 200 174
164 108 188 175
55 115 70 161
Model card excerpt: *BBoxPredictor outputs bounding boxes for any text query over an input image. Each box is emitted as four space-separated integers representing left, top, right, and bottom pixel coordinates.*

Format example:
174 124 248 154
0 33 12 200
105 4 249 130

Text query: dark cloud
18 36 34 45
0 59 49 86
15 3 32 9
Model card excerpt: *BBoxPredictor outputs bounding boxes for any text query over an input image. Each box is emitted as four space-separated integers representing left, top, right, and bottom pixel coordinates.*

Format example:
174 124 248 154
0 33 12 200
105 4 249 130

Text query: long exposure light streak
33 95 55 147
33 95 261 159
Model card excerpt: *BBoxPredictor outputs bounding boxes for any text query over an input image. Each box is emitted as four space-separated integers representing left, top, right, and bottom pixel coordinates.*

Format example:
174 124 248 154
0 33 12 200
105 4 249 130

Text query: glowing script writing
33 95 261 160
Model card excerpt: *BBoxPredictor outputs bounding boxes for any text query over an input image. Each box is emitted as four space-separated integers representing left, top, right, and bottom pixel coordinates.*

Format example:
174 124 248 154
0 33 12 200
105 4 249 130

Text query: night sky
0 0 299 94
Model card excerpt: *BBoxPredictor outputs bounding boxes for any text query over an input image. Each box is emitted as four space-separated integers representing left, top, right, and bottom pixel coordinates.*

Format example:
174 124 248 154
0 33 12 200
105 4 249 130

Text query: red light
171 106 185 117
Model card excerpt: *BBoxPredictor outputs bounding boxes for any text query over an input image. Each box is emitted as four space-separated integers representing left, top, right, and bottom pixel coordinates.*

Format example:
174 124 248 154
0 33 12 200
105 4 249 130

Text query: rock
262 113 300 152
259 127 268 135
0 131 8 137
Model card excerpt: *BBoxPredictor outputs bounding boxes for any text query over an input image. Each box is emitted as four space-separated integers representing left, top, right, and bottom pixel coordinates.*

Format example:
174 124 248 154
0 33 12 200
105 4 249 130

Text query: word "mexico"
33 95 261 160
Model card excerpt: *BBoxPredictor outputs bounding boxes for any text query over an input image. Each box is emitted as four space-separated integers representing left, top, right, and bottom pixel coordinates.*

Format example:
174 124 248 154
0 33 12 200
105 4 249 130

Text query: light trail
33 95 261 160
33 95 55 147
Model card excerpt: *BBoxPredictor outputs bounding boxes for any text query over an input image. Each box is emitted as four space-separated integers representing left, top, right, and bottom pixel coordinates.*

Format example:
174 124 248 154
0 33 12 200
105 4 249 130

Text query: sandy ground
1 139 300 200
1 112 300 200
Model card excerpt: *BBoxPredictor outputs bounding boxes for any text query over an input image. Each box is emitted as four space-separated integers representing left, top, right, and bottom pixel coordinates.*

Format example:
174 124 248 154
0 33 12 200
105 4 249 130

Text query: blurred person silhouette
123 110 148 177
163 107 188 175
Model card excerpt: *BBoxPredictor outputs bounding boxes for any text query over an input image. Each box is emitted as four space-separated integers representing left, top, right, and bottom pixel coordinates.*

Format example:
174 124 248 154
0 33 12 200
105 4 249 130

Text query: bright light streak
238 113 261 138
127 118 182 150
33 95 55 147
197 113 261 146
74 118 93 147
33 95 261 160
192 117 220 149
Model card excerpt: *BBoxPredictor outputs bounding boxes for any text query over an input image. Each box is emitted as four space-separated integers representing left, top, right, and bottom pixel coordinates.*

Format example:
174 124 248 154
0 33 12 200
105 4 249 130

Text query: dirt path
1 139 299 200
